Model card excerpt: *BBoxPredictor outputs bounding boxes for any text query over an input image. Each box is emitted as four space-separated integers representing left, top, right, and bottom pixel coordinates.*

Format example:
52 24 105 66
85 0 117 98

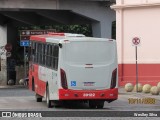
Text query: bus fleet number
83 93 95 97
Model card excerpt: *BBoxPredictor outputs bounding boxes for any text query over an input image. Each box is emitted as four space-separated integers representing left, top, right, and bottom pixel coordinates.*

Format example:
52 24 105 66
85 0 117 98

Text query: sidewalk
0 85 26 89
119 87 160 101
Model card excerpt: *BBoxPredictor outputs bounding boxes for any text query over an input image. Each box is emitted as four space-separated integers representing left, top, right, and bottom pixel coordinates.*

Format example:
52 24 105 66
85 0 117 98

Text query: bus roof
30 33 115 43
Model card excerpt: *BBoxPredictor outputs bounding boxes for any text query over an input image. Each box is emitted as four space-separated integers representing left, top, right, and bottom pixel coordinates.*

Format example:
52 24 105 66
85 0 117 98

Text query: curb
0 85 26 89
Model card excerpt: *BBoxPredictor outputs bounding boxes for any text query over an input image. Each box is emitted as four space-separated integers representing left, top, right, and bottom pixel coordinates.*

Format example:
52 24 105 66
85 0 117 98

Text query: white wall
0 26 7 59
123 7 160 64
112 0 160 64
111 0 160 86
123 0 160 4
0 25 7 85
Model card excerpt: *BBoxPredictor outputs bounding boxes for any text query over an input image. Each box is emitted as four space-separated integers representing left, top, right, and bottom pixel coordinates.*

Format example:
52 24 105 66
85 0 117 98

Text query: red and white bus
29 33 118 108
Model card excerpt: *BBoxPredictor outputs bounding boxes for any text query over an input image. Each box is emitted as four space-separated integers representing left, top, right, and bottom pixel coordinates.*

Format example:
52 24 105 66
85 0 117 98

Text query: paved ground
0 85 159 119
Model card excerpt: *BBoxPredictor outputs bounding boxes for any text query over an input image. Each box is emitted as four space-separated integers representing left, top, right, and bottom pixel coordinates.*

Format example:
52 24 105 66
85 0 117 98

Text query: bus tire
32 78 35 91
36 94 42 102
37 98 42 102
46 85 52 108
52 100 61 107
89 100 96 109
97 101 104 109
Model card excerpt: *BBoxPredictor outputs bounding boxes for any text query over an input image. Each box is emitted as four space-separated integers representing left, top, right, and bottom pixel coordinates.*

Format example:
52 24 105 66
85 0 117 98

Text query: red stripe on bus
30 36 46 42
29 64 46 96
59 88 118 100
118 64 160 86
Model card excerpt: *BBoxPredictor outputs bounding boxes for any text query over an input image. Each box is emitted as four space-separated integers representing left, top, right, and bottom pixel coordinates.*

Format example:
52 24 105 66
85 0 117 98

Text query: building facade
112 0 160 86
0 0 115 85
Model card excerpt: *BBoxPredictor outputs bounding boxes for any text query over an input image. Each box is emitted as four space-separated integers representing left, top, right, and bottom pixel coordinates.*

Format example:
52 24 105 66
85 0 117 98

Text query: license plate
83 82 95 86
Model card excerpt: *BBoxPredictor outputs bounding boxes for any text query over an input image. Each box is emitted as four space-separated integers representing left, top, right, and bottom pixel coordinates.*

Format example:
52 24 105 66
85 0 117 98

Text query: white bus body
29 33 118 108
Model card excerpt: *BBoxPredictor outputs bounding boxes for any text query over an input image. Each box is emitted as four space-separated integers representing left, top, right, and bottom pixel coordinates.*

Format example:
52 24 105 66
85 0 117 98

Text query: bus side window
40 43 43 65
46 44 49 67
44 44 59 70
45 44 48 66
42 44 46 66
49 45 52 67
31 41 35 62
38 43 42 65
46 44 51 68
35 42 38 63
53 45 59 70
51 44 55 69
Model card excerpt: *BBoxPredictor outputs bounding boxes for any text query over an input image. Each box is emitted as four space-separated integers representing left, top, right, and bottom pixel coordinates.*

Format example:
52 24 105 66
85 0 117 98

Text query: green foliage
18 24 92 37
53 24 92 37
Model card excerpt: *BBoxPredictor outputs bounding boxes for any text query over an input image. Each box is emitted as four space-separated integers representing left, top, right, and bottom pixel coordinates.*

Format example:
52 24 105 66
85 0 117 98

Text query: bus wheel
36 94 42 102
32 78 35 91
89 100 96 109
46 85 52 108
97 101 104 109
52 100 61 107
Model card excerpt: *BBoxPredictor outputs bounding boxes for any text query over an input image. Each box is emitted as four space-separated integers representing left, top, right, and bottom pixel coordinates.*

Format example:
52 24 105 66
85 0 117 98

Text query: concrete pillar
7 25 17 84
0 25 7 85
91 22 101 37
91 18 115 38
7 25 17 53
59 0 115 38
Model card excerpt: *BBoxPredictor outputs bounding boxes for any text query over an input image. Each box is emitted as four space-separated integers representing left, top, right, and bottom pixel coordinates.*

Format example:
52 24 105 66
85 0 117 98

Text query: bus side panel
48 48 63 100
46 68 59 100
29 56 60 100
30 64 46 97
38 79 46 97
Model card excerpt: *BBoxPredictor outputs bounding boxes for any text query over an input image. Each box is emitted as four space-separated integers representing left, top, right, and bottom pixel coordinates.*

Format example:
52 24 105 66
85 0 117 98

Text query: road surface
0 86 159 119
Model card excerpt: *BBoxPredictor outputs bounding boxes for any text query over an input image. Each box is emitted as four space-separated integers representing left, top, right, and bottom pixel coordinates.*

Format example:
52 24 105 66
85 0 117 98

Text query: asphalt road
0 86 160 119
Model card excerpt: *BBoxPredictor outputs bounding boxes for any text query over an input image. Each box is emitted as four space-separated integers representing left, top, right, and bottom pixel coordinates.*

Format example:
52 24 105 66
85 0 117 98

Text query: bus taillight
110 68 117 89
60 69 68 89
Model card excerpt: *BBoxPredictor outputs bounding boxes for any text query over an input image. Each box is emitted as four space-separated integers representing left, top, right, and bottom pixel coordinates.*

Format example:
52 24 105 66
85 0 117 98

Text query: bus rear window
65 41 115 64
